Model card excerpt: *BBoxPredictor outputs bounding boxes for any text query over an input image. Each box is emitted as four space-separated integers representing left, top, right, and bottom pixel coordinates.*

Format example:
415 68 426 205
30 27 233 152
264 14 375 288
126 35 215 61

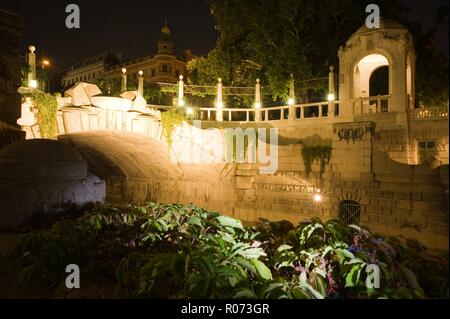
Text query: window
418 140 437 162
151 69 156 77
175 69 179 77
339 200 361 225
162 64 168 73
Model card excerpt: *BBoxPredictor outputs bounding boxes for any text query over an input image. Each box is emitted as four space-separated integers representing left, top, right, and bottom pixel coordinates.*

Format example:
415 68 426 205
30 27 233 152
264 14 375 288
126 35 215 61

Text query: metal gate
339 200 361 225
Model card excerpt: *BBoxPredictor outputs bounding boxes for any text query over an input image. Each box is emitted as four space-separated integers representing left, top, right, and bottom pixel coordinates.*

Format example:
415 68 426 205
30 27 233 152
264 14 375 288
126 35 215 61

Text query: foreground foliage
7 203 448 299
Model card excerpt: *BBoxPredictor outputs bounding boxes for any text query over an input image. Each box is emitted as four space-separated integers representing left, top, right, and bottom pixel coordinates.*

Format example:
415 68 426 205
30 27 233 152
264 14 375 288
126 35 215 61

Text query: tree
188 0 448 106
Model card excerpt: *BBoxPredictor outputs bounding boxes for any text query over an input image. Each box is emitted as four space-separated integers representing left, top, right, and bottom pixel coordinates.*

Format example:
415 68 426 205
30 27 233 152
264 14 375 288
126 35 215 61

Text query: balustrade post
328 66 335 118
178 75 184 107
254 78 262 122
121 68 127 92
138 70 144 96
377 95 381 112
27 45 37 88
288 73 296 124
216 78 223 121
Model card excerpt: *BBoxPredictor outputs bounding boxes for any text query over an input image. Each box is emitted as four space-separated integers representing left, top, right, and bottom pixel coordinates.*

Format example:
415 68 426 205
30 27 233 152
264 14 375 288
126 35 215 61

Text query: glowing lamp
216 101 223 109
327 93 335 102
29 79 37 89
255 102 261 109
288 98 294 106
138 70 143 76
42 60 50 66
313 193 322 203
178 99 185 107
121 68 127 74
186 107 193 115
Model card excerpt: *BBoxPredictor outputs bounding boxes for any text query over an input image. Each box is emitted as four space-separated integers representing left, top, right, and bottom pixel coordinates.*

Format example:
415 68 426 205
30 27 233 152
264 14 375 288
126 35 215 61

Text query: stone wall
34 106 449 250
0 9 23 127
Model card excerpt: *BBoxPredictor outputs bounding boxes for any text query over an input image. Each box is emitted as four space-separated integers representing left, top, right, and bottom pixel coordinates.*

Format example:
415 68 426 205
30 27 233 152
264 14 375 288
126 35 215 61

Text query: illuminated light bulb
255 102 261 109
178 99 185 107
186 107 193 115
217 101 223 109
313 193 322 203
29 79 37 89
138 70 143 76
288 98 294 106
121 68 127 74
327 93 335 102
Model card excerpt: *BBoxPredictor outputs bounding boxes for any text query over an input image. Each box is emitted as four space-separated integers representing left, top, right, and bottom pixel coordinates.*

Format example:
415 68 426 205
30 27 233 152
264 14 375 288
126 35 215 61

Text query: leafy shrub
6 203 448 299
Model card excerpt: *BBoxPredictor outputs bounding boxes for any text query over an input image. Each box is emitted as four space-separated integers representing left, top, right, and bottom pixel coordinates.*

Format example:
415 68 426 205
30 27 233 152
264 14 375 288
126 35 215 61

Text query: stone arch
338 18 416 121
57 130 235 213
351 53 391 99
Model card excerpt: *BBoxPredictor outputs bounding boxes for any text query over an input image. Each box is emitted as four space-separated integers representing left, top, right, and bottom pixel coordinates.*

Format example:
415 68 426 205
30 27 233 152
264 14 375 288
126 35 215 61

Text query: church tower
157 19 174 55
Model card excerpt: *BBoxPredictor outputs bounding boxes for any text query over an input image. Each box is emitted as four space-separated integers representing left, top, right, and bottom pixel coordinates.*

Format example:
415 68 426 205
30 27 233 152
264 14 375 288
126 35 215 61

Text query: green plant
301 145 332 176
26 92 58 139
6 203 448 299
161 108 185 151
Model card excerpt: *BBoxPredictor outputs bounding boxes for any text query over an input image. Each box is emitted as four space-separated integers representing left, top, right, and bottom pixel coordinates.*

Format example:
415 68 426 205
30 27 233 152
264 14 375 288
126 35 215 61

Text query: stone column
328 66 335 117
27 45 37 88
216 77 223 122
178 75 184 106
138 70 144 96
121 68 127 92
254 78 261 122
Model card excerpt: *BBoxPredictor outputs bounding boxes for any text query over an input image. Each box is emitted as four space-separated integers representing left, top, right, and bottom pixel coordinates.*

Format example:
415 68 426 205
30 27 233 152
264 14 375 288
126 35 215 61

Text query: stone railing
353 95 390 114
178 101 339 122
409 107 449 120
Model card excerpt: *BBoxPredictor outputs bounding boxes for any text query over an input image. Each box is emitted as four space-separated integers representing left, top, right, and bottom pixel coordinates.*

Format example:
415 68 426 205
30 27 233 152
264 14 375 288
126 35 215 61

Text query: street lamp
41 58 51 92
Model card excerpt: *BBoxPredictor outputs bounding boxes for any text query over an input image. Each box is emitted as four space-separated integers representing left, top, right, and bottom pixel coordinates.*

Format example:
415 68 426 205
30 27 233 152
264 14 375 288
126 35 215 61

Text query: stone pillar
178 75 184 107
254 78 261 122
328 66 335 117
138 70 144 96
288 73 296 123
27 45 37 88
121 68 127 92
216 77 223 122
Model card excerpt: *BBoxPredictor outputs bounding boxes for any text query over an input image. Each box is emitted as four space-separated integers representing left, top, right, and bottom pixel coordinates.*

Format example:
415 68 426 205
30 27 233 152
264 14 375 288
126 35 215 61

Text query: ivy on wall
26 92 58 139
161 108 185 151
301 145 332 176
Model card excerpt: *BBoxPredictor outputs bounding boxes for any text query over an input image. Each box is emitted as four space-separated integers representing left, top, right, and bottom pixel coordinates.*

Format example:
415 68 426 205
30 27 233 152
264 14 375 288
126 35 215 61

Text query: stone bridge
8 18 450 250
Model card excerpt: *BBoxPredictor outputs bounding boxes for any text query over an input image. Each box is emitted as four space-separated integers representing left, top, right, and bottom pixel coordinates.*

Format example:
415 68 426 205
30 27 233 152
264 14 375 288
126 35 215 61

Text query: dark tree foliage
189 0 448 106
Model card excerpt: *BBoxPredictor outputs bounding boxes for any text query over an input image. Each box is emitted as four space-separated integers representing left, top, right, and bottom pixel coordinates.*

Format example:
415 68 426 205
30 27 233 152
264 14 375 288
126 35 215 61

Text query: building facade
61 22 188 90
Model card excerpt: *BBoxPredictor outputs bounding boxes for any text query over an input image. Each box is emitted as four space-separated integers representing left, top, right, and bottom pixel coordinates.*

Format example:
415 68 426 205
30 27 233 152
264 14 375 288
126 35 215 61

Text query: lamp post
41 59 50 92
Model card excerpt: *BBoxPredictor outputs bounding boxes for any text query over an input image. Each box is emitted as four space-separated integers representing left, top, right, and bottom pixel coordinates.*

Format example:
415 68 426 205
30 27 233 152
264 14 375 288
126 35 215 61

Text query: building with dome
61 21 191 89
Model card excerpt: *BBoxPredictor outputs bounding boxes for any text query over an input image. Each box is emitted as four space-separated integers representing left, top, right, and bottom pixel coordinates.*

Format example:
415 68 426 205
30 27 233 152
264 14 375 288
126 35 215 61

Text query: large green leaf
250 259 272 281
216 215 244 230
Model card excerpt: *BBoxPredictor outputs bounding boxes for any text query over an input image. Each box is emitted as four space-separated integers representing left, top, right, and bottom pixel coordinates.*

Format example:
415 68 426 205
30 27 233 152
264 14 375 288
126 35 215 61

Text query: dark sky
1 0 448 76
1 0 219 73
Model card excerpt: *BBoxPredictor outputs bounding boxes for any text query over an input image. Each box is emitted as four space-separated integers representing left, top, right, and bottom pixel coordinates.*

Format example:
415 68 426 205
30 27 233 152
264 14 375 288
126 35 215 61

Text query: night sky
1 0 448 77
